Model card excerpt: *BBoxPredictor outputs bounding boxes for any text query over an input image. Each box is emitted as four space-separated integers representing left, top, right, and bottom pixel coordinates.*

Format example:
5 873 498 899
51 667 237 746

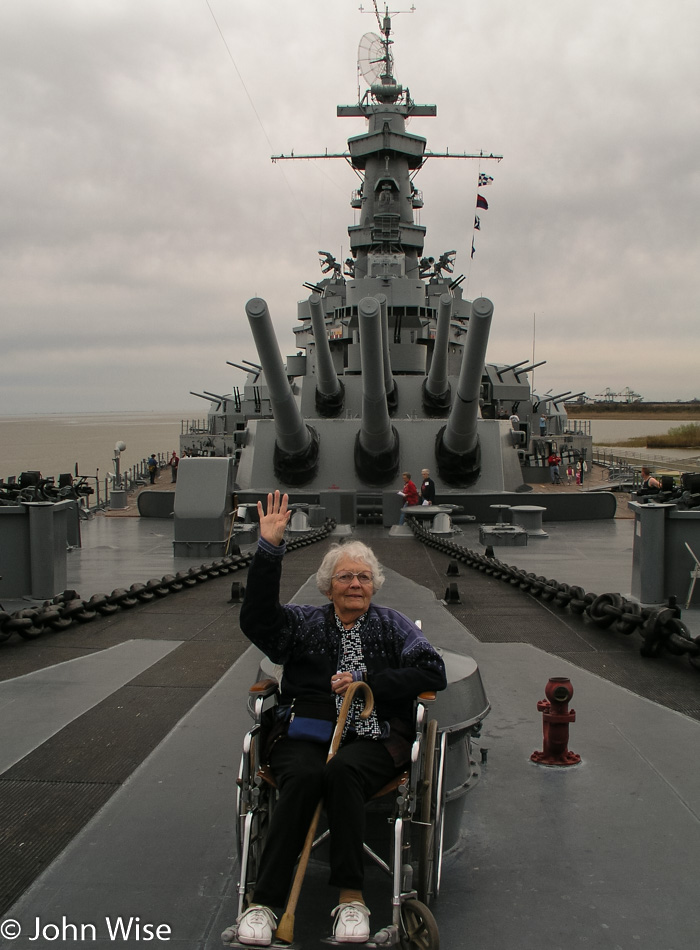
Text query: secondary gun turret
513 361 546 379
435 297 494 485
354 296 400 484
495 360 529 381
227 361 261 381
245 297 319 485
189 391 223 407
541 390 572 406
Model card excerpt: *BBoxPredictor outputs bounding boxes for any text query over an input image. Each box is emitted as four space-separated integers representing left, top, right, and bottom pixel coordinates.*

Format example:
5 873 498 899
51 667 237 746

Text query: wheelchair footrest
321 941 385 948
321 926 399 947
221 929 301 949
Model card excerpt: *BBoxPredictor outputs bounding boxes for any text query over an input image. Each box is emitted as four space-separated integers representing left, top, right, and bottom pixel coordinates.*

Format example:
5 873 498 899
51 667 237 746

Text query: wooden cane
274 680 374 945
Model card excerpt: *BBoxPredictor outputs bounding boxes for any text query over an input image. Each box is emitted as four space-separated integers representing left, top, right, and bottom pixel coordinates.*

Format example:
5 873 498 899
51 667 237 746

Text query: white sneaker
331 901 371 943
235 904 277 947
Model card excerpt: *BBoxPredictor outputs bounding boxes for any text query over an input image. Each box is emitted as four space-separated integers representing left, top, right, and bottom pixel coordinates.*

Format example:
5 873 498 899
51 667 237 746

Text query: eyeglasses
332 571 374 586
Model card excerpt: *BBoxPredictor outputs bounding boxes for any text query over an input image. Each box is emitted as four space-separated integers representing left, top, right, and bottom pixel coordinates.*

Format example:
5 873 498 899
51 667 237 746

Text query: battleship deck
1 518 699 949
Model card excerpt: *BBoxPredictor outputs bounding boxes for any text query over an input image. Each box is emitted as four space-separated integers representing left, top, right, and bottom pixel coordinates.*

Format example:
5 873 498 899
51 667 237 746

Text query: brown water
0 412 192 482
2 414 694 483
589 419 699 461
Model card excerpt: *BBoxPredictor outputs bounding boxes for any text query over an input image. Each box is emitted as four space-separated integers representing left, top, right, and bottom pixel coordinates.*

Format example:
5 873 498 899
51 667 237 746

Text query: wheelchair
224 674 447 948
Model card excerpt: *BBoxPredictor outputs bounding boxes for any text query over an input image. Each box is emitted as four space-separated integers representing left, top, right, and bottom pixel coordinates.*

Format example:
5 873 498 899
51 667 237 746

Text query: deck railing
592 447 700 476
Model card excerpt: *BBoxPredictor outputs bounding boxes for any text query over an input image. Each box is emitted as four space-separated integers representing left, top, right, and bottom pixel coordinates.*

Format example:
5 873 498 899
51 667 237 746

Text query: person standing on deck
548 451 561 484
397 472 420 525
420 469 436 506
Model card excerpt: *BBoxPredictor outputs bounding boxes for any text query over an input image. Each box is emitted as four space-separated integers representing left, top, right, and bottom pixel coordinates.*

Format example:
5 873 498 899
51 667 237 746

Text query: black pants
253 736 398 908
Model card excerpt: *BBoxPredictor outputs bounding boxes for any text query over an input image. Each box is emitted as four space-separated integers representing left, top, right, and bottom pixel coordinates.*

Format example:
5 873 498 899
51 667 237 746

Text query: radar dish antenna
358 32 391 87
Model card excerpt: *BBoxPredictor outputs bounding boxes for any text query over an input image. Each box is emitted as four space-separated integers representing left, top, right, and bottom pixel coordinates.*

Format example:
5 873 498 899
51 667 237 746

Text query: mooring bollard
531 677 581 766
229 581 246 604
443 581 461 604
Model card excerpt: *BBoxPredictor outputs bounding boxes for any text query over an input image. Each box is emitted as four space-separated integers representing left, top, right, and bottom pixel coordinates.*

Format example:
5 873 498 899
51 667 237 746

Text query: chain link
409 518 700 671
0 521 335 646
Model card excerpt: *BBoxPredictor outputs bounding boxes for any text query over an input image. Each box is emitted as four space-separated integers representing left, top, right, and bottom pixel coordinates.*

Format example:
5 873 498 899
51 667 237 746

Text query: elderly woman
234 491 446 946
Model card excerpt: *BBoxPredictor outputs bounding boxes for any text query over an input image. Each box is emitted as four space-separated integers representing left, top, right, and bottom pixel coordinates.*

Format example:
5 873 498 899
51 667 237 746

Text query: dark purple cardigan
240 539 447 731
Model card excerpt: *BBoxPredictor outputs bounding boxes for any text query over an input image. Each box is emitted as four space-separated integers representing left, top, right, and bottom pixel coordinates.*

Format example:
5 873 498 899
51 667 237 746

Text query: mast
340 10 434 281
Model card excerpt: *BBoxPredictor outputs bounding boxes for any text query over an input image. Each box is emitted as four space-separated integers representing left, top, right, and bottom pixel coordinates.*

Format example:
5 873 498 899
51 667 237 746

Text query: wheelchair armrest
417 691 437 703
249 677 279 699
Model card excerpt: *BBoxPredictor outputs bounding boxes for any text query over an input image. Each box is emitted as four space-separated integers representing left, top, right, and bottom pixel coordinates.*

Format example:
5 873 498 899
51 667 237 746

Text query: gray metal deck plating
1 515 698 949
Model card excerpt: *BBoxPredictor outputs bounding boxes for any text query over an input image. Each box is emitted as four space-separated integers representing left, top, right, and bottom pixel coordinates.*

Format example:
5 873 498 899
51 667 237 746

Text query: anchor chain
409 518 700 672
0 520 336 646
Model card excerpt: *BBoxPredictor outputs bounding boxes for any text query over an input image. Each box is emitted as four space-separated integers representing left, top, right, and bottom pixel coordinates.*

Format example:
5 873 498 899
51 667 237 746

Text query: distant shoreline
565 402 700 420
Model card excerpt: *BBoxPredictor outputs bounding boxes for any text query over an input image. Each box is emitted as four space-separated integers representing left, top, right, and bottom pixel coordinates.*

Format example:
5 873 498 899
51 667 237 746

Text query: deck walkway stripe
0 639 180 774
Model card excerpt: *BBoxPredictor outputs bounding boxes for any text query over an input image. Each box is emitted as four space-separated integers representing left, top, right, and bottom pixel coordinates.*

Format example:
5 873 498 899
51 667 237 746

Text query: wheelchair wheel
235 733 257 860
417 721 446 905
399 898 439 949
236 734 275 905
241 797 272 903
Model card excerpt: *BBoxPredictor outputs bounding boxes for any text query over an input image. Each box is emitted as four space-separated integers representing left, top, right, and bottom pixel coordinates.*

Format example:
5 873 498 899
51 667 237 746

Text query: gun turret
513 361 546 378
245 297 319 485
542 391 572 405
435 296 494 485
495 360 529 382
354 296 400 484
308 294 344 416
189 391 222 405
423 293 453 414
557 391 586 406
227 361 261 381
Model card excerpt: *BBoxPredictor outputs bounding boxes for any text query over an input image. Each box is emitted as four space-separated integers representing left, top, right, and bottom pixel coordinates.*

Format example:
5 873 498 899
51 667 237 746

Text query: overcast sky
2 0 698 416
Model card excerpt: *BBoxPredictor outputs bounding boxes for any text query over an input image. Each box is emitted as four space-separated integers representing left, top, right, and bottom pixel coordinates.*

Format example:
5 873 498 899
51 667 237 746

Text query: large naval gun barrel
308 294 344 416
423 293 453 414
435 296 494 485
376 294 398 413
245 297 319 485
354 296 400 484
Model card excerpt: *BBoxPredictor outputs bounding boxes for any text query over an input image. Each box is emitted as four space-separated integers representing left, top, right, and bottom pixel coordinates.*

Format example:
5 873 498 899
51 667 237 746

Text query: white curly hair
315 541 385 595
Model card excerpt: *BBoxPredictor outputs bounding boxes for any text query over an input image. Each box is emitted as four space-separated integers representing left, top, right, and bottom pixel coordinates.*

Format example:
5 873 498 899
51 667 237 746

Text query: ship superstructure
181 8 591 494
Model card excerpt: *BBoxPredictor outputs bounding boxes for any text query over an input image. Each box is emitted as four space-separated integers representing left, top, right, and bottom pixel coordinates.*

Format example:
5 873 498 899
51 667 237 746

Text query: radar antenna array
357 32 391 87
357 4 415 90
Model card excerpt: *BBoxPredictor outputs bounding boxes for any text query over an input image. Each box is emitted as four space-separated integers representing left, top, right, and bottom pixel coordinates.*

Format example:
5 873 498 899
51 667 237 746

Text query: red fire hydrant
530 677 581 766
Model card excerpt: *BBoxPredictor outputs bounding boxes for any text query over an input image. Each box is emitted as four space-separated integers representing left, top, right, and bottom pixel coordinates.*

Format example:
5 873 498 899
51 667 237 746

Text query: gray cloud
1 0 698 415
